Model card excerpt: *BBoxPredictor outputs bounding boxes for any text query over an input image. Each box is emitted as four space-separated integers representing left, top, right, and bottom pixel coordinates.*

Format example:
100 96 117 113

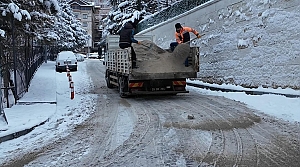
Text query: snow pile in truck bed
132 40 194 73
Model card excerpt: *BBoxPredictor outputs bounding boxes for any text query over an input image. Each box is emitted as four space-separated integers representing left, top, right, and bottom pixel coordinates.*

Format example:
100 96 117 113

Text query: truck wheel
105 71 113 88
118 77 127 98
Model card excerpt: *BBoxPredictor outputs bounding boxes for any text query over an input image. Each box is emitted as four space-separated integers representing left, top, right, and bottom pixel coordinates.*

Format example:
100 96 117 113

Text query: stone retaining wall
139 0 300 89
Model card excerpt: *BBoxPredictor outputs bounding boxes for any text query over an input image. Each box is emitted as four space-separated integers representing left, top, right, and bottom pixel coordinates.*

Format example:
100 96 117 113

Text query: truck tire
105 70 113 88
118 76 128 98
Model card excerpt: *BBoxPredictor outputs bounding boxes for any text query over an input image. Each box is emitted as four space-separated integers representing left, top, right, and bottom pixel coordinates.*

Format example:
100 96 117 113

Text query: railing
136 0 212 33
1 43 48 108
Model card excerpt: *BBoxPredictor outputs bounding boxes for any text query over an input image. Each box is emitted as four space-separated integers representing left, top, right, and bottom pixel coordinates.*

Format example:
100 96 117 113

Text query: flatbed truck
104 35 199 97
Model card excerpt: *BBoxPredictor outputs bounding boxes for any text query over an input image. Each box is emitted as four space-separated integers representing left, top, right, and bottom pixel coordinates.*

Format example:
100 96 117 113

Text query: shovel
140 43 152 50
184 33 205 44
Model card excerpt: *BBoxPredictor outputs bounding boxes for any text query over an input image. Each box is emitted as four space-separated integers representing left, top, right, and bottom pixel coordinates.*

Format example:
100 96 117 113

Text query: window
74 13 79 18
83 14 88 19
83 22 88 27
81 7 91 10
71 5 80 10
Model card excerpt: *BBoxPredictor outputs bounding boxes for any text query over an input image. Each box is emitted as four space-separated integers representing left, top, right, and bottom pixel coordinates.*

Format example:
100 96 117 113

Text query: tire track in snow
98 98 161 166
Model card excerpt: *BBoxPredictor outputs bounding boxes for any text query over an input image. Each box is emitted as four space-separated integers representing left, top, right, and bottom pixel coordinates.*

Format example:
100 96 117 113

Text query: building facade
69 0 110 53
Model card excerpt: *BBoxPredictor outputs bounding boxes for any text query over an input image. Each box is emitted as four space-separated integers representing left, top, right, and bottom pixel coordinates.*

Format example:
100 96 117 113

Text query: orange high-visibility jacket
175 26 199 43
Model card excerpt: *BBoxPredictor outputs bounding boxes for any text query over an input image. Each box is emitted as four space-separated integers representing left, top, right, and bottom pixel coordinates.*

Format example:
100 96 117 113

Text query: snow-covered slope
139 0 300 89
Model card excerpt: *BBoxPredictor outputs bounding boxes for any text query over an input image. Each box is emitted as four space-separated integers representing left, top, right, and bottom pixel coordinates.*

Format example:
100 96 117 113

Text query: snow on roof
58 51 76 59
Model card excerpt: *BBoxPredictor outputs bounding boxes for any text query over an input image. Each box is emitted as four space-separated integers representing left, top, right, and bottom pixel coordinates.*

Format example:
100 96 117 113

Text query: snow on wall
140 0 300 89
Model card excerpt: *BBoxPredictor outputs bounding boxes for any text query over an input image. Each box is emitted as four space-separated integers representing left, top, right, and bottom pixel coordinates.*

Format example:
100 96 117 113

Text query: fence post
0 45 8 126
44 45 47 63
11 17 18 104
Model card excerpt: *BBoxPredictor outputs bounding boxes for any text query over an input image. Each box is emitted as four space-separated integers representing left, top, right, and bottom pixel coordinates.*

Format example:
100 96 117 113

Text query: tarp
132 40 195 73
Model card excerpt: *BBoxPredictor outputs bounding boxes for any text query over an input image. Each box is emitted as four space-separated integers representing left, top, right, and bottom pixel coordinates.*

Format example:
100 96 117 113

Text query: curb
17 101 57 105
186 82 300 98
0 118 49 143
0 101 56 143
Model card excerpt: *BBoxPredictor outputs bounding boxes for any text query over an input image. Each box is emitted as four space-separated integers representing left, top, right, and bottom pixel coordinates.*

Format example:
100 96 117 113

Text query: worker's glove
196 34 201 38
138 41 141 44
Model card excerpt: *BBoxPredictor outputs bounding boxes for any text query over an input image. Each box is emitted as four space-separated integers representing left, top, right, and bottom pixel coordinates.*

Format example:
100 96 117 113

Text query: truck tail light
172 81 186 86
173 80 186 91
129 82 144 88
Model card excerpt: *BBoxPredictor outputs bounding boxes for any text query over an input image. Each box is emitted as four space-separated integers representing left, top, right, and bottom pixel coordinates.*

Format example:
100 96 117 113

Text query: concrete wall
139 0 300 89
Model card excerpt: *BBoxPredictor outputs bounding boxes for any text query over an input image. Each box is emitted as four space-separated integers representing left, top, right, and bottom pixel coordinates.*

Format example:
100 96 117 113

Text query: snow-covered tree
158 0 181 8
0 0 89 51
103 0 179 38
52 0 89 51
104 0 158 36
0 0 89 105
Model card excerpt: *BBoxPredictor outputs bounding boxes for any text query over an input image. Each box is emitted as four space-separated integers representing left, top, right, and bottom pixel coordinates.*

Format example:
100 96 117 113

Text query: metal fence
1 39 48 108
136 0 212 33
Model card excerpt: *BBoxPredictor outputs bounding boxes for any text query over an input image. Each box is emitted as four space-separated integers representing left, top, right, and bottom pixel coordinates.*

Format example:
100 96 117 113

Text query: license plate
64 60 71 64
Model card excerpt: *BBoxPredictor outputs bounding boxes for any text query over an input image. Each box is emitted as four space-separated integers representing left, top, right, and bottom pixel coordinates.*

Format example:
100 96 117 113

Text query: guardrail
136 0 212 33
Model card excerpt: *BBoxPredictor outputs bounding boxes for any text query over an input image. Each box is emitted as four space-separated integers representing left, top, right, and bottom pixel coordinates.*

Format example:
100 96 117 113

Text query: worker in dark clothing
170 23 201 51
119 21 141 68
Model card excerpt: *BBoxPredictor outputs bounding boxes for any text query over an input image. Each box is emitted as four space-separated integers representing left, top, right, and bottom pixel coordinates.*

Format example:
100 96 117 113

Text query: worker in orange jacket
170 23 201 51
170 23 201 66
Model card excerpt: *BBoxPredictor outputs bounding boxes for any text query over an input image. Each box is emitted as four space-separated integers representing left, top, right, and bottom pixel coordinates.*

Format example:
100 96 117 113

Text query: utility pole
87 10 91 58
87 40 90 59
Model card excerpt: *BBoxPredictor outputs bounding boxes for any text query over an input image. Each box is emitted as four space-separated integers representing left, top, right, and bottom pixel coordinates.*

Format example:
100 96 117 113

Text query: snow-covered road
1 60 299 167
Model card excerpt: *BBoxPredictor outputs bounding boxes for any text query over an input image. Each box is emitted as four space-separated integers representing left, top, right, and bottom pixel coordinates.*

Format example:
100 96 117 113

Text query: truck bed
106 40 199 80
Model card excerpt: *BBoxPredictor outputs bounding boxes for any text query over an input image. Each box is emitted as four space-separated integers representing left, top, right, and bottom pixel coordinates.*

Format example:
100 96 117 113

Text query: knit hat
175 23 182 29
127 21 137 29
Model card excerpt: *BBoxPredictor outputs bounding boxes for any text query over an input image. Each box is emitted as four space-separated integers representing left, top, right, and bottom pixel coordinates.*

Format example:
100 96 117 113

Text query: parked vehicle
104 35 199 97
56 51 78 72
75 53 85 62
87 52 99 59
